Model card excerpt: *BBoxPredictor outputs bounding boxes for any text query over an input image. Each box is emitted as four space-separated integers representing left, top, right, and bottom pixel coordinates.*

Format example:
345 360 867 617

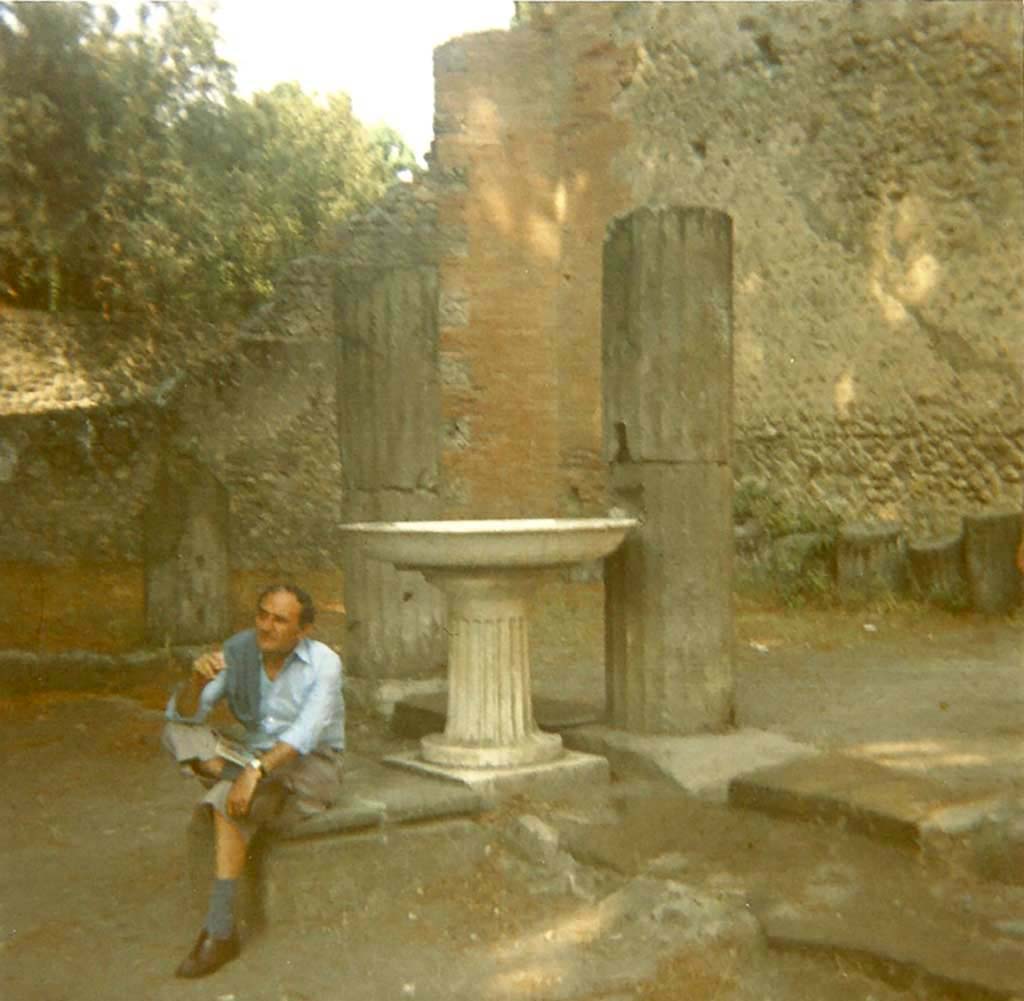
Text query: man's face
255 589 309 658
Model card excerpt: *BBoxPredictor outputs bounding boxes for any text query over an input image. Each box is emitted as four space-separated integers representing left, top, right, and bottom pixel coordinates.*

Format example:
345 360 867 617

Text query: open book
214 733 258 769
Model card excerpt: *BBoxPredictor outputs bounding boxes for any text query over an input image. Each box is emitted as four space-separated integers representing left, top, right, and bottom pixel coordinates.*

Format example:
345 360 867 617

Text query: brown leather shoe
174 928 240 978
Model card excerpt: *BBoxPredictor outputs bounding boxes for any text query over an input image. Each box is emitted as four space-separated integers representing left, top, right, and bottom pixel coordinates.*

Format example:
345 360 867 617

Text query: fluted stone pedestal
419 570 562 768
385 568 610 799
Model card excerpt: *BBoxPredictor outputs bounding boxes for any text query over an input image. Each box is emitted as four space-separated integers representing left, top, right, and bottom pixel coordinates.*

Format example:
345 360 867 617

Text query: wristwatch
247 758 266 778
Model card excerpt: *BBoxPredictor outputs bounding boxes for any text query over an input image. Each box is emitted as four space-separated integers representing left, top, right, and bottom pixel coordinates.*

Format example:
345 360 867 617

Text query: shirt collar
259 635 312 672
291 636 313 665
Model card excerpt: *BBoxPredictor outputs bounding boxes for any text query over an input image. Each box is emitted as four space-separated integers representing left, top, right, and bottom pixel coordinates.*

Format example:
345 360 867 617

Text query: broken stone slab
753 892 1024 999
504 814 562 865
499 814 603 899
563 725 817 801
275 757 484 840
729 752 1006 850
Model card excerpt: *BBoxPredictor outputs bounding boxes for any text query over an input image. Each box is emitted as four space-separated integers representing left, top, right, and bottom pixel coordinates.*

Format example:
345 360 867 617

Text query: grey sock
205 878 237 940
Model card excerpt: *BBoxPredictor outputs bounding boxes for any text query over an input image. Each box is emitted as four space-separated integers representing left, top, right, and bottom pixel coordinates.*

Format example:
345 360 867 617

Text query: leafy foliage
0 1 415 322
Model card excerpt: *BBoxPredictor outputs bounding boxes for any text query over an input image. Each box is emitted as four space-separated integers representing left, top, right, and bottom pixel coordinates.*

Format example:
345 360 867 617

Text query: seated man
163 583 345 978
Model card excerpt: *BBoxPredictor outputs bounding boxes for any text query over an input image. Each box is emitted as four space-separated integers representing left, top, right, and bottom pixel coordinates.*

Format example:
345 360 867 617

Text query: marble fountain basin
339 517 638 571
340 518 638 771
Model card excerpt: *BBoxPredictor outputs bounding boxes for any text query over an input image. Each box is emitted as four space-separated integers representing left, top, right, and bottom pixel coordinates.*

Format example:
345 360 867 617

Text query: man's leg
175 809 247 978
163 721 226 780
214 810 248 880
200 812 247 944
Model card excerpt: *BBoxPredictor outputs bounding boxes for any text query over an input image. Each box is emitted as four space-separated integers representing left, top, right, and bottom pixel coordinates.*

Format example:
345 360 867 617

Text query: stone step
728 752 1007 850
272 753 486 840
753 890 1024 999
564 724 817 802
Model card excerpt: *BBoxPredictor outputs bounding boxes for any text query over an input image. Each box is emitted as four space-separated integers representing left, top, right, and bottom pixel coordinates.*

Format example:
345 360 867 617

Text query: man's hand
192 649 226 683
174 648 226 717
226 766 260 818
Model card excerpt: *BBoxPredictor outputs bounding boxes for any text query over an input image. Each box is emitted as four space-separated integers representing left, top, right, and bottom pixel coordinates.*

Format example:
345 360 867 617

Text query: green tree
0 1 415 323
202 84 417 309
0 1 117 309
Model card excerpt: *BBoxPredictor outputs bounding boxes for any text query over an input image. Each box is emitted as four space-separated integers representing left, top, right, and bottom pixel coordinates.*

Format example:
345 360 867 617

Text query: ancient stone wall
3 1 1021 667
433 1 1023 536
0 255 346 655
1 308 168 651
613 0 1023 534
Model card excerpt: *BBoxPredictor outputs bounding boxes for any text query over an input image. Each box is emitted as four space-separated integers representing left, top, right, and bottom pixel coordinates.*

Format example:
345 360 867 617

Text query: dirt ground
2 602 1022 1001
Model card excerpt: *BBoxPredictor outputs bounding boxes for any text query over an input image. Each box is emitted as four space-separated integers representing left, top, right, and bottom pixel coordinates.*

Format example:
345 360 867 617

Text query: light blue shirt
166 631 345 754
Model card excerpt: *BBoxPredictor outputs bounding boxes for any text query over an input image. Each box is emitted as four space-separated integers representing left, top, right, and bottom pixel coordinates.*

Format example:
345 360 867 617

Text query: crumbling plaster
605 1 1022 530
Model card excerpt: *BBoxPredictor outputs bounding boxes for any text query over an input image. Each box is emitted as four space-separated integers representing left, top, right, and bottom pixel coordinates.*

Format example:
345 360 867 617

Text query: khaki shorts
162 721 344 840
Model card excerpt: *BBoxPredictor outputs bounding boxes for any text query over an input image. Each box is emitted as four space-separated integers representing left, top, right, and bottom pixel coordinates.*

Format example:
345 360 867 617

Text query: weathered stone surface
605 462 735 734
958 798 1024 886
754 892 1024 999
907 532 965 603
504 814 561 864
836 521 906 602
729 752 1003 849
384 748 610 804
602 205 734 736
963 509 1023 614
602 206 733 465
565 726 816 802
430 0 1023 537
391 691 602 740
595 876 759 944
142 454 230 646
338 267 446 682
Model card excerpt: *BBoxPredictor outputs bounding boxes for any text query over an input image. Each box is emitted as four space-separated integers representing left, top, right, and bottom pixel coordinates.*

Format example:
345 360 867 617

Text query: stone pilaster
602 206 736 734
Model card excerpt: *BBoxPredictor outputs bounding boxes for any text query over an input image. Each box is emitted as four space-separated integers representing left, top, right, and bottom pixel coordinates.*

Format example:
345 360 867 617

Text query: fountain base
421 729 562 768
384 748 610 802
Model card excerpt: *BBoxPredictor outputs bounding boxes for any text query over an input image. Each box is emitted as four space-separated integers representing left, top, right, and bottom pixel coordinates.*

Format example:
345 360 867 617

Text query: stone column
338 267 446 683
602 206 735 734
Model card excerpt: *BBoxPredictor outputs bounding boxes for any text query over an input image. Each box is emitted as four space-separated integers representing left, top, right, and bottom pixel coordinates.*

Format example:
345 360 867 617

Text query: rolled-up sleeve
165 669 227 724
277 653 342 755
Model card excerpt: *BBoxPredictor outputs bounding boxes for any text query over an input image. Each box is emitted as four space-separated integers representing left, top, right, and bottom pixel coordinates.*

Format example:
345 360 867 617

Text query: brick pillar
602 206 735 734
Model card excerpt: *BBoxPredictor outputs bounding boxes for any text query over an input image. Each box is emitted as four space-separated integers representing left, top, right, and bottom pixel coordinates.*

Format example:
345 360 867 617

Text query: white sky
205 0 515 160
